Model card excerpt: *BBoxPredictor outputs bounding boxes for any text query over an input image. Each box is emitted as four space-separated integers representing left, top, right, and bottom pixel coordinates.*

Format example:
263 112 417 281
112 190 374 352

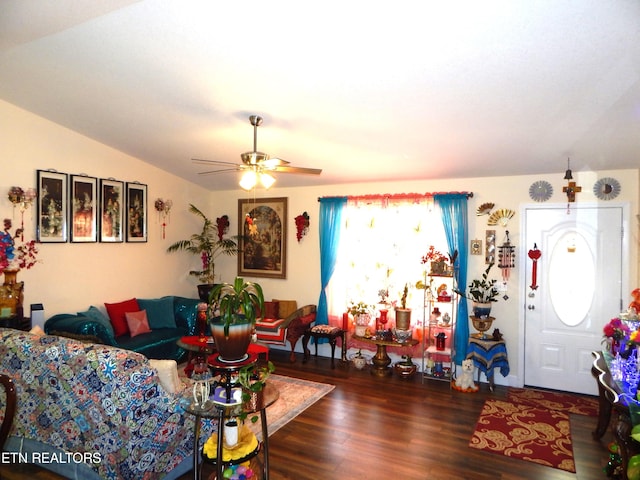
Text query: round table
352 334 419 377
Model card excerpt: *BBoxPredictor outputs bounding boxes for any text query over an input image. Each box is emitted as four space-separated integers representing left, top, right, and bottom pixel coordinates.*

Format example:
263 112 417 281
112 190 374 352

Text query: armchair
255 303 316 362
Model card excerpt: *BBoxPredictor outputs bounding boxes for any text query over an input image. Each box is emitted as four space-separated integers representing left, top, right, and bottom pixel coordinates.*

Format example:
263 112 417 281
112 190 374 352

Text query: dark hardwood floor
1 349 613 479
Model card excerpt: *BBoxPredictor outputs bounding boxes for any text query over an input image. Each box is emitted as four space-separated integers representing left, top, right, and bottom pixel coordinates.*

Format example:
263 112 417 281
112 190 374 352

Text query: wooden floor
1 349 613 479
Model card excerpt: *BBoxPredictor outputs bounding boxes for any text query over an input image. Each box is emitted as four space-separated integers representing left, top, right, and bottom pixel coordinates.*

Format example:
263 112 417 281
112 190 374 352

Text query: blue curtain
316 197 347 326
435 193 469 365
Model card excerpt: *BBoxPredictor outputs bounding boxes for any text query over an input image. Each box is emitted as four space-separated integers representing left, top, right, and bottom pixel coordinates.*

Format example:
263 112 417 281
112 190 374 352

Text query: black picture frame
126 182 147 242
99 178 124 243
70 175 98 243
238 197 287 279
36 170 68 243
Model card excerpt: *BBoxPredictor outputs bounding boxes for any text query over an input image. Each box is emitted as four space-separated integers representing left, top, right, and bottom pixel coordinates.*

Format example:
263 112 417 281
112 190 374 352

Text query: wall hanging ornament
154 198 173 239
528 243 542 296
561 157 582 213
497 230 515 300
7 186 36 241
216 215 230 241
295 211 310 242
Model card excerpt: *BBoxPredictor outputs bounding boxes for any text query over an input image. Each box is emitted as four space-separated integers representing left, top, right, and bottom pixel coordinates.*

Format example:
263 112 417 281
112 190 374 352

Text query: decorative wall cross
563 181 582 202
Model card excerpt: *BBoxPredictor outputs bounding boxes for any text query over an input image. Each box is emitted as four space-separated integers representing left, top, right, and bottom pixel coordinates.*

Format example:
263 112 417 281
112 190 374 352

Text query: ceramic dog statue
454 358 478 392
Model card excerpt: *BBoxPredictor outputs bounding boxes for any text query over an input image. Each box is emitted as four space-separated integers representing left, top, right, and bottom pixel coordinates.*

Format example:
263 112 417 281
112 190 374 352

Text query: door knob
527 304 535 310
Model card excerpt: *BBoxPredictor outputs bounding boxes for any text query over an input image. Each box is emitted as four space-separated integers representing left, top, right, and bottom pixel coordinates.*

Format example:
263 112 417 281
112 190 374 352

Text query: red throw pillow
125 310 152 338
262 301 280 320
105 298 140 337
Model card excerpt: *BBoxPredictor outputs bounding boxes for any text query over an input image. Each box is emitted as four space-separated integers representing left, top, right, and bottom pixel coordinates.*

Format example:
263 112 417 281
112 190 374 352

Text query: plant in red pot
208 277 264 362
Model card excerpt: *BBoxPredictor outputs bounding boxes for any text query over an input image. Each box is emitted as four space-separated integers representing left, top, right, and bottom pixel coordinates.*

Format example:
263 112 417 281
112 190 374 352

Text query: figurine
492 328 503 341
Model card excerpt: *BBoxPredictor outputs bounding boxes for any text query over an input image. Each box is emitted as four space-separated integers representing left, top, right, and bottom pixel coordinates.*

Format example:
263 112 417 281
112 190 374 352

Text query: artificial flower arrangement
0 218 39 275
602 317 630 342
348 301 374 317
420 245 448 265
294 211 310 242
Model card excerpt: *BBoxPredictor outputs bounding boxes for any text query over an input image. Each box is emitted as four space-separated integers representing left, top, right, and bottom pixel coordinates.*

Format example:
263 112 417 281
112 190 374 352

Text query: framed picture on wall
99 178 124 243
36 169 68 243
126 182 147 242
238 197 287 279
70 175 97 243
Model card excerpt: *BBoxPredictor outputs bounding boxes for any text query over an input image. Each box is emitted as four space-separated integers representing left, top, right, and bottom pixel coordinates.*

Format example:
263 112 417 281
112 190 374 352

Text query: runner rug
469 399 576 472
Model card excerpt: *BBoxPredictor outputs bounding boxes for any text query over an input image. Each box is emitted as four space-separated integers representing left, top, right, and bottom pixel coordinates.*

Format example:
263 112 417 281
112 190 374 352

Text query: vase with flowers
0 218 39 319
603 317 631 356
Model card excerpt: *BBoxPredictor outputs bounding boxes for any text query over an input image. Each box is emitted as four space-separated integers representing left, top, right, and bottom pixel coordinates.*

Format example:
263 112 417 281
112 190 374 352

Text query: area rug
507 387 598 417
178 367 334 441
469 399 576 473
247 374 335 440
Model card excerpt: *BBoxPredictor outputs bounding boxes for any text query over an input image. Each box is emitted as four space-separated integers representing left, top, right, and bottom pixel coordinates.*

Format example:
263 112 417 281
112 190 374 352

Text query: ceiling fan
193 115 322 190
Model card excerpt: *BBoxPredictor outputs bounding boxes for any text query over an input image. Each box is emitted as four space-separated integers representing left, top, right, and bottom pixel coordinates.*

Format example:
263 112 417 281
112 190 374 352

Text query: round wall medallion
529 180 553 202
593 177 620 201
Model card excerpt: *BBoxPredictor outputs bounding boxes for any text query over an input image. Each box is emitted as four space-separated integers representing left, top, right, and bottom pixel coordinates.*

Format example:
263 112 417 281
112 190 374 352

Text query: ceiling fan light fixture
239 170 257 190
260 172 276 189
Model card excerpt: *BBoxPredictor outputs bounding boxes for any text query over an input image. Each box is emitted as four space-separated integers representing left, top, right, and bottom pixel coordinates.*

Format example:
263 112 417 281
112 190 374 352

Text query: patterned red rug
469 399 576 472
507 387 598 417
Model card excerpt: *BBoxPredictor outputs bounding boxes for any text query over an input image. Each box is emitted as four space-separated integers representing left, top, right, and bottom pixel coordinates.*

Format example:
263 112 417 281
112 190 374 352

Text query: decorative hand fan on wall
193 115 322 190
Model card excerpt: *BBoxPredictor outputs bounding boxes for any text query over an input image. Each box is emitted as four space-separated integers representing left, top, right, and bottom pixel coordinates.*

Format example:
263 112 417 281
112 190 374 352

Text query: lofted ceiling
1 0 639 191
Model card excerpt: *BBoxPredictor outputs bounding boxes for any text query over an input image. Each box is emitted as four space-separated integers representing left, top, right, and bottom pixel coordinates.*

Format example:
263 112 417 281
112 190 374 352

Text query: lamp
239 169 275 191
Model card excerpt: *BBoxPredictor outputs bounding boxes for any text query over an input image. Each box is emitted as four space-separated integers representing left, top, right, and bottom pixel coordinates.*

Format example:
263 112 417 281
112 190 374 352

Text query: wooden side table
352 334 418 377
466 335 509 391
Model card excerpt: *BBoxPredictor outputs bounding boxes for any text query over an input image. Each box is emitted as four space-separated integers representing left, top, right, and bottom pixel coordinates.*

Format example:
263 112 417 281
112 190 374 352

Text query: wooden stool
302 325 345 369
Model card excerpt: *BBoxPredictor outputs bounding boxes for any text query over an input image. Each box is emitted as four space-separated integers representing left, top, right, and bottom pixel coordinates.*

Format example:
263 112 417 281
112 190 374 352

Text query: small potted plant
394 354 417 378
350 349 367 370
349 301 374 337
421 246 450 275
208 277 265 362
395 284 412 331
237 361 275 421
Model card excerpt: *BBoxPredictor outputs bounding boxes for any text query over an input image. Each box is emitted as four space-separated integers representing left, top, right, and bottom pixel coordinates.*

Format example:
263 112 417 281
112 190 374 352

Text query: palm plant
166 204 238 284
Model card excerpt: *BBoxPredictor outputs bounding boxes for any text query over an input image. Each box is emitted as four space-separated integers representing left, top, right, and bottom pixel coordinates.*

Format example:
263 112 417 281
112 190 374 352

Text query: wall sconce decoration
154 198 173 239
216 215 230 241
295 211 310 242
7 186 36 241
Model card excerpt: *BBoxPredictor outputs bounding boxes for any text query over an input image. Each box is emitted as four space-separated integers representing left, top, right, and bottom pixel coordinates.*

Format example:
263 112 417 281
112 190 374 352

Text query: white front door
523 204 627 395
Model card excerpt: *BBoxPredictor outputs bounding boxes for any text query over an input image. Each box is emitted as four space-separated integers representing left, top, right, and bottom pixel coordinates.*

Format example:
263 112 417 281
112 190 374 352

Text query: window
326 197 448 326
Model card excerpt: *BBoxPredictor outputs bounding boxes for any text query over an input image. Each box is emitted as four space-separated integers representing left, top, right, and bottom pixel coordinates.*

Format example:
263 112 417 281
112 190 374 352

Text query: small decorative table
466 335 509 391
352 334 419 377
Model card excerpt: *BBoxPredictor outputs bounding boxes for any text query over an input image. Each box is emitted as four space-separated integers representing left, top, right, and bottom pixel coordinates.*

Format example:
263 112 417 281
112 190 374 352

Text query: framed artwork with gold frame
238 197 287 279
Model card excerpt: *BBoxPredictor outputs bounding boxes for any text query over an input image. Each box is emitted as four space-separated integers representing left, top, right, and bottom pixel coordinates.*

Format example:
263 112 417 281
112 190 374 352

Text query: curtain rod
318 191 473 201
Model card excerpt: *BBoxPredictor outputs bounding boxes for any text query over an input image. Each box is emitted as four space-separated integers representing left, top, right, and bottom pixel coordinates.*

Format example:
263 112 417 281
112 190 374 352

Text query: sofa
44 296 199 362
254 300 317 362
0 328 215 480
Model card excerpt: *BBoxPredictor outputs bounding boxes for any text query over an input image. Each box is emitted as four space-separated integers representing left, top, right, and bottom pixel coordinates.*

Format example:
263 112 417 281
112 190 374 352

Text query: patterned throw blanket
0 329 214 479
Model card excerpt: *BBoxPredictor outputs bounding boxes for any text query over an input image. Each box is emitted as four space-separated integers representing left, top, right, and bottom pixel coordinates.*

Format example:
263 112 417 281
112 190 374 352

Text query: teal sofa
44 296 199 361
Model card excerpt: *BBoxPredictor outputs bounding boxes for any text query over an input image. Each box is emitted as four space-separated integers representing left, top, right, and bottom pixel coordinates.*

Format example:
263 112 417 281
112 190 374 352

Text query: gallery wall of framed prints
36 170 148 244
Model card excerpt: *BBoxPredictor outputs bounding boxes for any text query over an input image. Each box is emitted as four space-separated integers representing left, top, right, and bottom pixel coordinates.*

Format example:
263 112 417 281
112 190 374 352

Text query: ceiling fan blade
197 167 241 176
192 158 239 166
272 165 322 175
262 157 290 168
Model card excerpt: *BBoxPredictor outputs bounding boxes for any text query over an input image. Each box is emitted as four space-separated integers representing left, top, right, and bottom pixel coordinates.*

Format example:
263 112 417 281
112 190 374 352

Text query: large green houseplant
208 277 265 362
166 204 238 300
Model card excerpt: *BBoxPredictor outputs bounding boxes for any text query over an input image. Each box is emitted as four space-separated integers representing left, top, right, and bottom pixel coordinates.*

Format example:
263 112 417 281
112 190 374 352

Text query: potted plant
456 263 499 318
395 284 412 331
208 277 264 362
394 354 417 378
349 301 374 337
237 361 275 422
166 204 238 300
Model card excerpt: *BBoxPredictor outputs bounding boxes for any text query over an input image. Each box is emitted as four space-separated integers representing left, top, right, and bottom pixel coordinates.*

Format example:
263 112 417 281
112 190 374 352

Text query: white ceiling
1 0 639 191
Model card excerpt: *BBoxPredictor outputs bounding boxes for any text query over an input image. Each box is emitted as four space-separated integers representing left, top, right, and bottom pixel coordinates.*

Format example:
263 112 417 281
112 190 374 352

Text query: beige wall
2 99 639 387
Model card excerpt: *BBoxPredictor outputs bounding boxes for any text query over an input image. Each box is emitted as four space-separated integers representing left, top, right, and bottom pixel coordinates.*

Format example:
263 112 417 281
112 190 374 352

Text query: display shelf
421 272 456 384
